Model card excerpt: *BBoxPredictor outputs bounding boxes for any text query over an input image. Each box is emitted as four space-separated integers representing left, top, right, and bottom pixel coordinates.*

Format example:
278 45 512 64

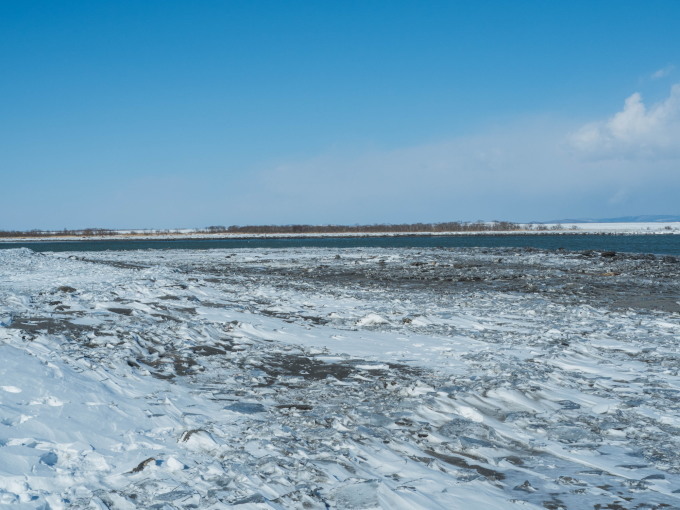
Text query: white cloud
570 84 680 159
651 65 674 80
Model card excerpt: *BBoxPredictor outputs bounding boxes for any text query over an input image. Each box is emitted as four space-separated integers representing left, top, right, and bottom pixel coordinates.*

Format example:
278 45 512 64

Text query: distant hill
544 215 680 224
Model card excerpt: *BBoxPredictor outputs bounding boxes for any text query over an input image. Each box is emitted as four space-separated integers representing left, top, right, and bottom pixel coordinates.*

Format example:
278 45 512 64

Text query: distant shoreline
3 220 680 243
2 225 680 243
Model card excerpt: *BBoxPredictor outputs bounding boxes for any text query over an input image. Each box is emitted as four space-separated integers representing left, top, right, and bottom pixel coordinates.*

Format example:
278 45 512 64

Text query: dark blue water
1 234 680 256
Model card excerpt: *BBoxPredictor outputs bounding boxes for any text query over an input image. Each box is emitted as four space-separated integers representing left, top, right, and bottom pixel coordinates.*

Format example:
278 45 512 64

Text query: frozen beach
1 246 679 509
1 221 680 244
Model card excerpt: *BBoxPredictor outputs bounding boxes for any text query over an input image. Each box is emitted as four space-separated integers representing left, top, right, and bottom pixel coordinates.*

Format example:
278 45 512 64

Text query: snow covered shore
1 222 679 243
1 246 679 508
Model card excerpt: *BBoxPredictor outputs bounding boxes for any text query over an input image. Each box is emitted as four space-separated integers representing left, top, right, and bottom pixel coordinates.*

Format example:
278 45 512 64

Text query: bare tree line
213 221 525 234
0 228 118 238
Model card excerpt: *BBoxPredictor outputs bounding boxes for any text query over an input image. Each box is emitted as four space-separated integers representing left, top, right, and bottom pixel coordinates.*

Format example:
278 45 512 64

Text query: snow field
0 247 679 508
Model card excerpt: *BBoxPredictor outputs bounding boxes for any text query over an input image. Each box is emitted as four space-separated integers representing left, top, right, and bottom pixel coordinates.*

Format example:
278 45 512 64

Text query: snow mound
356 313 389 326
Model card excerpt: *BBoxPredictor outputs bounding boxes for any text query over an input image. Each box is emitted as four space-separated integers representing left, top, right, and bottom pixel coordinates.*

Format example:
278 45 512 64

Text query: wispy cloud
569 84 680 159
651 65 674 80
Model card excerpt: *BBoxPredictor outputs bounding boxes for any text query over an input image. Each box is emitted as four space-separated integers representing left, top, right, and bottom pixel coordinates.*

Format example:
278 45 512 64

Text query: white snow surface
547 222 680 233
0 246 679 509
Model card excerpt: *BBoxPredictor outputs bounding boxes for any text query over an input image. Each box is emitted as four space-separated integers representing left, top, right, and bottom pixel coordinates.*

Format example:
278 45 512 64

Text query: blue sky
2 1 680 229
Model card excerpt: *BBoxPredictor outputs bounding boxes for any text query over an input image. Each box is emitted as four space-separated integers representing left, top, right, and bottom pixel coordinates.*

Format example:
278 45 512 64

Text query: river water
1 234 680 255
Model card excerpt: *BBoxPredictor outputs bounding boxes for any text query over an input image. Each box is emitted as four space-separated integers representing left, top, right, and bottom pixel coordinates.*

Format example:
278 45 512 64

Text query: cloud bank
4 85 680 229
223 84 680 224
